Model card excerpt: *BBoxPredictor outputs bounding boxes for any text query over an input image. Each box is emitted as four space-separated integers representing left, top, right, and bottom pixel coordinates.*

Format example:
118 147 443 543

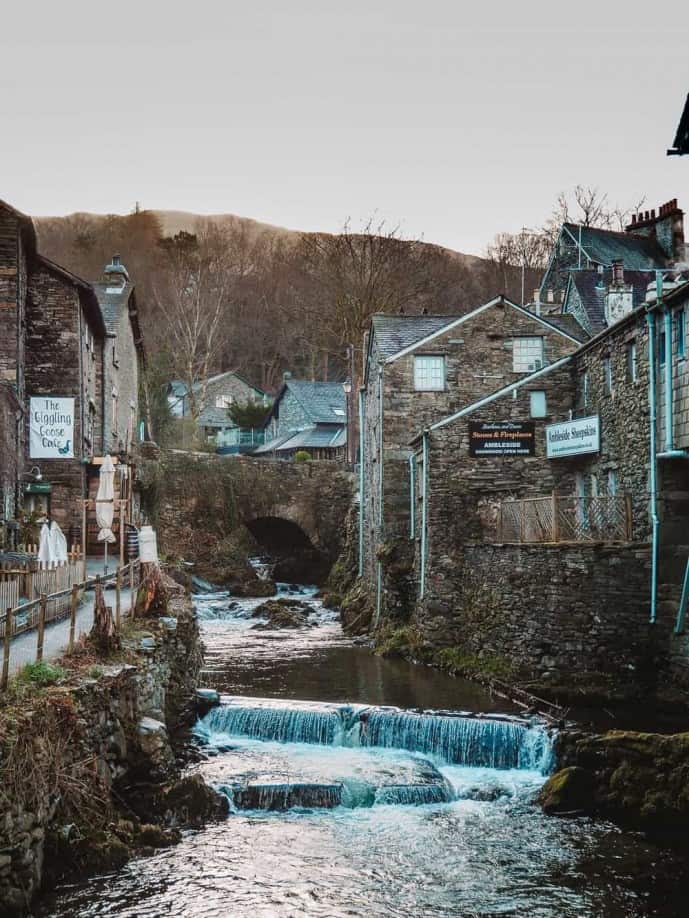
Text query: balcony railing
498 493 633 544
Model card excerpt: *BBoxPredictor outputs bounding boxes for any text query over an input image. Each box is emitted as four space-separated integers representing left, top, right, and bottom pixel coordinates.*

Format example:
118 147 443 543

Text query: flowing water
43 565 688 917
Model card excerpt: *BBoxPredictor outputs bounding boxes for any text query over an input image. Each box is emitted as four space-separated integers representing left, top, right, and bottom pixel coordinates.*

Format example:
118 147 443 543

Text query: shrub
294 450 312 462
16 661 66 687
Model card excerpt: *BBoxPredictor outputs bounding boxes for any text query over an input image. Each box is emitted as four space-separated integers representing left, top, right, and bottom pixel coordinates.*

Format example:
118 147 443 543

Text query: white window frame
627 342 637 383
215 394 233 409
604 356 613 396
512 337 544 373
414 355 445 391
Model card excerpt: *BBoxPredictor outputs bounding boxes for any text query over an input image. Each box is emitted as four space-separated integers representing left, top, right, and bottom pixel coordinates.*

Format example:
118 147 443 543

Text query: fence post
551 491 560 542
625 493 633 541
2 608 12 689
129 561 134 615
36 594 47 663
69 584 79 652
115 568 122 630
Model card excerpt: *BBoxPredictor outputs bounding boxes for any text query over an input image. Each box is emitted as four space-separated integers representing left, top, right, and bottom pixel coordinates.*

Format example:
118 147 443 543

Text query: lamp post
342 377 353 465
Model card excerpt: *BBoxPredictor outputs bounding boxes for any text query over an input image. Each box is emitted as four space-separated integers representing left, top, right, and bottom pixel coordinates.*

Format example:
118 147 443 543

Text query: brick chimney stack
611 258 624 286
625 199 684 263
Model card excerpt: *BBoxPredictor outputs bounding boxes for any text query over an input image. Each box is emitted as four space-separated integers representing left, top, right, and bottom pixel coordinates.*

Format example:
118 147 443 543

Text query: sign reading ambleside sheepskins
546 415 600 459
29 397 75 459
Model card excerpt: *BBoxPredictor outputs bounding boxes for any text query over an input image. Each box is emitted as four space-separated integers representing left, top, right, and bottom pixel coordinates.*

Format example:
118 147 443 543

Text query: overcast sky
1 1 687 255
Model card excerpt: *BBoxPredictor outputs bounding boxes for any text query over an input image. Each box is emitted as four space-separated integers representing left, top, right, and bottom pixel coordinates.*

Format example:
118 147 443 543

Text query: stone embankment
0 574 224 916
540 729 689 837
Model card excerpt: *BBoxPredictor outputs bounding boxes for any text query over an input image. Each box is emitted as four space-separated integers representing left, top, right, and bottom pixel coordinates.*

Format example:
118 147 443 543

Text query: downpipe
420 432 428 599
358 388 365 577
647 310 659 625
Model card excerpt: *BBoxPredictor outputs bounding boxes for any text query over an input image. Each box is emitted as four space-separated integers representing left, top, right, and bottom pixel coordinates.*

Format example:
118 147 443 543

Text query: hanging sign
469 421 535 457
546 415 600 458
29 397 75 459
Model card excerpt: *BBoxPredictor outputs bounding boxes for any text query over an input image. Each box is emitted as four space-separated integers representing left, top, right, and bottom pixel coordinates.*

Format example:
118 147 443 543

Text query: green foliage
294 450 312 462
88 665 104 680
375 625 426 659
142 351 175 445
227 399 271 429
16 661 66 687
435 648 517 683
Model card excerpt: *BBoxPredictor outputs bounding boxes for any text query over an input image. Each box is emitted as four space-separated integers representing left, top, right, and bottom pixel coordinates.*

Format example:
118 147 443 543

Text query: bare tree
541 185 647 245
153 223 240 426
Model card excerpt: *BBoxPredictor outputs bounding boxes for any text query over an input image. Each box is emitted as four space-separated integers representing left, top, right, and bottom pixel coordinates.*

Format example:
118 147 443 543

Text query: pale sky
1 0 687 255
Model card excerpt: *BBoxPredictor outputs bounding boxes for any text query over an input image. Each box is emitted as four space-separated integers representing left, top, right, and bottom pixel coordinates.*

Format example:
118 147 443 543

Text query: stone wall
24 263 104 529
418 541 653 684
104 302 140 452
0 577 205 913
141 449 355 567
0 382 21 528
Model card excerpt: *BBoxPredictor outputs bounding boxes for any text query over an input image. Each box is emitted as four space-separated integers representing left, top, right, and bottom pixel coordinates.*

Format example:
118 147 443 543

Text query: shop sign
468 421 535 457
546 415 600 458
29 397 75 459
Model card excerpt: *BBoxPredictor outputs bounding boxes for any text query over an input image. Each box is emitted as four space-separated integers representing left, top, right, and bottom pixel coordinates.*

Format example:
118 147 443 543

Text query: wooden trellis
498 493 633 544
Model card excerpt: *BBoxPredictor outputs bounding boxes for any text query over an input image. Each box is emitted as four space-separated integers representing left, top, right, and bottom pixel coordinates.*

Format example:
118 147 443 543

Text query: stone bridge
140 448 356 567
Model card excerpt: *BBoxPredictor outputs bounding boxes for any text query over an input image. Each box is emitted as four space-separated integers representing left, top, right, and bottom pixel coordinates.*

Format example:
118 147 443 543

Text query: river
42 570 687 917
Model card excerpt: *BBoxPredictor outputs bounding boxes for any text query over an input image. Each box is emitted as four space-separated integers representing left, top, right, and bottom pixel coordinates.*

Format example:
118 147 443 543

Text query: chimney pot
631 214 637 224
651 209 656 220
547 288 554 303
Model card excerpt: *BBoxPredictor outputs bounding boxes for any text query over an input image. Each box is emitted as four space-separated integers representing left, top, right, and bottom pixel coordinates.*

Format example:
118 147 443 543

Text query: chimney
546 288 554 303
625 199 685 262
611 258 624 286
282 371 292 381
104 254 129 288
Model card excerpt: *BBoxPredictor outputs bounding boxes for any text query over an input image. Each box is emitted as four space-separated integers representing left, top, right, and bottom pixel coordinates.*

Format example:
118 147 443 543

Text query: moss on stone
434 647 517 683
538 766 595 815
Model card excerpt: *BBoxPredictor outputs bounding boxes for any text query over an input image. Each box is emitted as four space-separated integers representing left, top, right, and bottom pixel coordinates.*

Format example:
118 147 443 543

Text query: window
604 356 613 396
530 390 547 418
512 337 544 373
607 471 618 496
578 371 589 408
590 474 599 498
675 308 686 359
414 355 445 391
215 395 233 409
112 387 119 435
626 342 637 382
659 328 666 366
331 407 346 416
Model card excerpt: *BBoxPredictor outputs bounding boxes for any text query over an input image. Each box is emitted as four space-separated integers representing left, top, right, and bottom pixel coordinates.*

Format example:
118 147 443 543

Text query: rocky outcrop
544 729 689 835
0 573 215 915
251 598 315 629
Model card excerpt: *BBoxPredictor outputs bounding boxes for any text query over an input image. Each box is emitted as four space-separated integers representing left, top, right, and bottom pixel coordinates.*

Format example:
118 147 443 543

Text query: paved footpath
7 560 134 676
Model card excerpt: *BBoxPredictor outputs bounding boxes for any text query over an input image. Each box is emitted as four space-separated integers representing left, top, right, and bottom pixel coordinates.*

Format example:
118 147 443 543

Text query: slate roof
254 423 346 454
92 281 135 334
668 93 689 156
278 379 346 424
563 223 666 271
199 406 235 429
568 269 654 333
370 314 459 359
541 314 590 342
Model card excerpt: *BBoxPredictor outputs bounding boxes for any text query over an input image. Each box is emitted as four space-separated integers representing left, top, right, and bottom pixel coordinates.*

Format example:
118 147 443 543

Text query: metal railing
1 559 141 689
498 493 633 544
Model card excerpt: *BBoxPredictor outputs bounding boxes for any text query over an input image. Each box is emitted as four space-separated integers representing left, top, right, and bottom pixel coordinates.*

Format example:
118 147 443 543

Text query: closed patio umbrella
96 455 117 574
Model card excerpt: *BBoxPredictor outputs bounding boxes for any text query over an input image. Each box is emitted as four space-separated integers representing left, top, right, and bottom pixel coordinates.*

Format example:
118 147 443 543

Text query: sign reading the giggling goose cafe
468 421 535 457
29 397 75 459
546 415 600 459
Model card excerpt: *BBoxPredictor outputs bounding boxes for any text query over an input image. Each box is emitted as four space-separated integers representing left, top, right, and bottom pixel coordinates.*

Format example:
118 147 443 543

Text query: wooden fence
498 493 633 544
0 559 141 689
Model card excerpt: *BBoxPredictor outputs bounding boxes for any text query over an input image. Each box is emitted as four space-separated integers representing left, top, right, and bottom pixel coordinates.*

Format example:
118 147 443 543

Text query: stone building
93 255 145 455
167 371 269 451
256 375 347 460
358 296 584 621
0 199 146 547
0 382 22 542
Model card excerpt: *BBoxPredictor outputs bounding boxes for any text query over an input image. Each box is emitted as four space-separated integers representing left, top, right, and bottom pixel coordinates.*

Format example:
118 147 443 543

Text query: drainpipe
647 307 659 625
420 432 429 599
663 301 674 453
374 366 384 627
408 454 415 539
358 388 365 577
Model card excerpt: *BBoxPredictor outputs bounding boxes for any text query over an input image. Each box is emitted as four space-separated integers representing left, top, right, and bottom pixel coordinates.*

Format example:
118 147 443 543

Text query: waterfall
197 697 553 773
232 782 343 811
374 783 453 806
358 710 543 771
201 700 344 745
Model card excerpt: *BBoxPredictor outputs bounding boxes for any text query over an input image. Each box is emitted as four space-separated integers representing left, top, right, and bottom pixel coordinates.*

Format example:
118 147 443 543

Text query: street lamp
342 378 353 465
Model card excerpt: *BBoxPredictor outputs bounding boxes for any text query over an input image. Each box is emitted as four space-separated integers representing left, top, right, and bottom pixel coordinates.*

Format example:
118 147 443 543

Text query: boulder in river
251 598 315 629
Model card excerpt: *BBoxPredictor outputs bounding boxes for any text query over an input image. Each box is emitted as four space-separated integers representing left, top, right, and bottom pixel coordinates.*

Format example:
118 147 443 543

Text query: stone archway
246 516 331 584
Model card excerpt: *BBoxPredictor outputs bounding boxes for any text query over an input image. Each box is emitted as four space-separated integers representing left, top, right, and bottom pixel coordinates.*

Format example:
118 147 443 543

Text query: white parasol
96 455 117 574
38 522 52 567
49 521 68 564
